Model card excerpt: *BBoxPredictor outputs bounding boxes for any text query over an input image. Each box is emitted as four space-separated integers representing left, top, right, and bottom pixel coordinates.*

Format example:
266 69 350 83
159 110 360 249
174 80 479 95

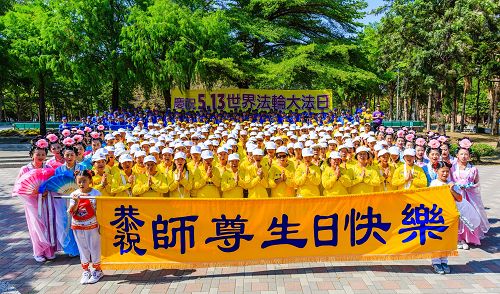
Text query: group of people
13 108 490 284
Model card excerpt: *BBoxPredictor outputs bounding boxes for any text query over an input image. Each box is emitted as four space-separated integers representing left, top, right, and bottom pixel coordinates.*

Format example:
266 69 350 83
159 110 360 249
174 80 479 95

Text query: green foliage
0 129 40 137
451 142 497 162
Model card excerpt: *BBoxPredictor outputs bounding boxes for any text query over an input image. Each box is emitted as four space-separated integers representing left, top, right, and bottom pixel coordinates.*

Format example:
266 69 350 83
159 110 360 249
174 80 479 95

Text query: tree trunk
111 75 119 110
490 80 499 135
426 88 432 131
461 76 470 132
38 73 47 136
435 89 445 134
451 79 458 133
389 85 394 120
163 88 171 111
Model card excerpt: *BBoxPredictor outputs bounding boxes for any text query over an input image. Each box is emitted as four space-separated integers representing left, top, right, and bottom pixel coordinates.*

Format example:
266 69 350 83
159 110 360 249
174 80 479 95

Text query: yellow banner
97 186 459 269
170 88 333 113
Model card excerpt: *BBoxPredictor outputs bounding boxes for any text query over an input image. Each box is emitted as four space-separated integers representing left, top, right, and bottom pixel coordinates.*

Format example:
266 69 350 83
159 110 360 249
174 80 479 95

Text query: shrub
0 129 40 137
452 142 497 162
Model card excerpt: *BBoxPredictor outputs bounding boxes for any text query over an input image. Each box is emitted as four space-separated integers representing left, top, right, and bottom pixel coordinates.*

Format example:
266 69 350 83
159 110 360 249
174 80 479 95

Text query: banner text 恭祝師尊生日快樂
171 88 334 113
97 186 459 269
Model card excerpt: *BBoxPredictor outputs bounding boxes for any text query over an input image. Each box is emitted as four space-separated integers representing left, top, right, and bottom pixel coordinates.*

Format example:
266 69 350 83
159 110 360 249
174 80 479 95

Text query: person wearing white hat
167 152 193 198
348 146 381 194
187 145 202 174
132 155 169 197
214 146 229 176
191 150 221 198
103 146 119 176
243 148 269 198
268 146 295 198
294 148 321 197
262 142 277 169
322 151 349 196
220 154 245 198
291 142 303 166
375 149 395 192
91 153 113 195
132 150 147 174
389 146 404 168
158 147 174 174
110 154 135 197
392 148 427 190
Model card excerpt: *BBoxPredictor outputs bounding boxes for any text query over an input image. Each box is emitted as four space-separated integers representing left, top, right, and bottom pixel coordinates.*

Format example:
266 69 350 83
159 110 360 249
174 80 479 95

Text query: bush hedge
0 129 40 137
450 143 497 162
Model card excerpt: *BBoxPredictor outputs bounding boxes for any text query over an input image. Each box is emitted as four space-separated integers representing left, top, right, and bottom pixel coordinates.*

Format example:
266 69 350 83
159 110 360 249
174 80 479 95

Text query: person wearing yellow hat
348 146 381 194
167 152 193 198
132 155 169 197
268 146 296 198
191 150 221 198
294 148 321 197
243 148 269 198
374 149 396 192
110 154 136 197
392 148 428 190
220 154 245 198
322 151 350 196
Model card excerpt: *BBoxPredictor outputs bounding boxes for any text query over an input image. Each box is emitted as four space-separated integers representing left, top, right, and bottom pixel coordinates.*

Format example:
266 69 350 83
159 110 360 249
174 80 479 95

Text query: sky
359 0 386 25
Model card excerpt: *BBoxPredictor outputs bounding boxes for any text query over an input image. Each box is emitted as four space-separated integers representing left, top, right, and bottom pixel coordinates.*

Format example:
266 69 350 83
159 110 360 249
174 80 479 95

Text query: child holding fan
67 170 103 284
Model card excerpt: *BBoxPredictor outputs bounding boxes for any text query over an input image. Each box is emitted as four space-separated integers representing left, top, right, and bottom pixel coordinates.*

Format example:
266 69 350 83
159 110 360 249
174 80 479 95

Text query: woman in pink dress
12 139 57 262
450 139 490 249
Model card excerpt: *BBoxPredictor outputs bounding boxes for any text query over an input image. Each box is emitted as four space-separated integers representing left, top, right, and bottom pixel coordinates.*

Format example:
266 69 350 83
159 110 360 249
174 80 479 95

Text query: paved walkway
0 159 498 293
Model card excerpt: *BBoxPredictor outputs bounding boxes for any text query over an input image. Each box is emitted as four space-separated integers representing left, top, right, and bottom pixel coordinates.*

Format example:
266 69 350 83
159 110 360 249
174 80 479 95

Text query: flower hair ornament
73 135 83 143
397 130 405 138
90 132 100 139
458 138 472 150
437 135 448 143
378 126 385 132
76 129 85 135
97 125 105 131
428 139 441 149
415 137 426 147
35 139 49 149
385 127 394 134
46 133 59 143
62 137 75 146
61 129 71 137
405 133 415 142
84 126 92 133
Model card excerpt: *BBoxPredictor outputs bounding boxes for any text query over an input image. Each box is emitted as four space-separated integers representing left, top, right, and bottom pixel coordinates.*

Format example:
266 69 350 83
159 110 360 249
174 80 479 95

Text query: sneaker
432 264 445 275
45 254 56 260
441 263 451 274
462 242 470 250
34 256 46 263
80 271 91 285
87 270 104 284
457 242 463 249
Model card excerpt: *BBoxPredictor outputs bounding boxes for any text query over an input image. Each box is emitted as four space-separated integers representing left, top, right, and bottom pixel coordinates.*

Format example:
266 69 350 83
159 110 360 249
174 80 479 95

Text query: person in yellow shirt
220 154 245 198
105 146 120 176
132 150 147 174
111 154 135 197
214 146 229 176
242 148 269 198
388 146 403 168
322 151 350 196
268 146 296 198
167 152 193 198
348 146 381 194
91 153 113 196
157 148 174 174
294 148 321 197
262 142 277 169
191 150 221 198
374 149 396 192
392 148 428 190
187 145 202 173
132 155 170 197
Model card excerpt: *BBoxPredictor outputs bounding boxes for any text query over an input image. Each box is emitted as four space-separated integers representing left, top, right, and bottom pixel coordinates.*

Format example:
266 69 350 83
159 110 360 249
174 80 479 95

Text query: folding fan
12 168 55 197
39 171 78 195
47 161 64 169
78 158 93 171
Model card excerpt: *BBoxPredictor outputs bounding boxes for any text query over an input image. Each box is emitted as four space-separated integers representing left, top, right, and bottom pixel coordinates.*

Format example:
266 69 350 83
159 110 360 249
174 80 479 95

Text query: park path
0 154 498 294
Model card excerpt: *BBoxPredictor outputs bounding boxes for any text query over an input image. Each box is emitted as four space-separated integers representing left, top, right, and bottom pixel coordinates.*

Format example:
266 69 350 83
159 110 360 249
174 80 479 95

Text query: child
429 161 463 275
68 170 103 284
